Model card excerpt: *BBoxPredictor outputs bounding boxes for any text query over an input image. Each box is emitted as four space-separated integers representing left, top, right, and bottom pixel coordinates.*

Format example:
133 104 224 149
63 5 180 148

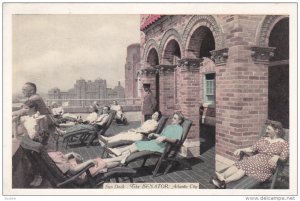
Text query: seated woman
211 120 289 189
110 100 126 124
56 106 110 136
107 112 184 163
48 151 124 184
99 111 161 146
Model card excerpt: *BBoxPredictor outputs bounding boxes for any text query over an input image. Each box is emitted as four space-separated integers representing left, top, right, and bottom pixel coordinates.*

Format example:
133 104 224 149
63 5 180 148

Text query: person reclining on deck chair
57 102 100 127
107 112 184 164
51 102 80 124
98 111 161 147
211 120 289 189
110 100 127 125
47 151 126 184
56 106 110 136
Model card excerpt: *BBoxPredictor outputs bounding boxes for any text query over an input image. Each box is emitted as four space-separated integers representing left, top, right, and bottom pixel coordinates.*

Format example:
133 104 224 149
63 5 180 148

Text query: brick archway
256 15 289 47
182 15 224 57
143 39 160 67
161 38 182 65
147 48 160 67
158 28 182 61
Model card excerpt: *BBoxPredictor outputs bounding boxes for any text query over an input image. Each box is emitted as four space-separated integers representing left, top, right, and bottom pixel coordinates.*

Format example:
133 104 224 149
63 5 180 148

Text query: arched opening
187 26 215 58
187 26 216 154
162 39 181 65
268 18 289 128
146 48 160 110
146 48 159 67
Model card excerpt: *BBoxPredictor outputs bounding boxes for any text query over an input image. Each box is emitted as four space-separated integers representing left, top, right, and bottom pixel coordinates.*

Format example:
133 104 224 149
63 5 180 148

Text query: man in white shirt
99 111 161 146
57 106 110 136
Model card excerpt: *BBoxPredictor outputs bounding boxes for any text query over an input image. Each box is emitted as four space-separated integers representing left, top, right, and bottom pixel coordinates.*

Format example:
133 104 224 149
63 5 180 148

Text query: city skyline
13 14 140 95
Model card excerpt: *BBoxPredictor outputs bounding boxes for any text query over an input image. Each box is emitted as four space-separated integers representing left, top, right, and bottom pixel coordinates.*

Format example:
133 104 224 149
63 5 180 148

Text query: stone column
213 46 275 161
177 58 202 157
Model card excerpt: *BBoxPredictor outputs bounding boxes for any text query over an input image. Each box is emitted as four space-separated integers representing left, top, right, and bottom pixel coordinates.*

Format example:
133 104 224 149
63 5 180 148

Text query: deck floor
21 120 288 189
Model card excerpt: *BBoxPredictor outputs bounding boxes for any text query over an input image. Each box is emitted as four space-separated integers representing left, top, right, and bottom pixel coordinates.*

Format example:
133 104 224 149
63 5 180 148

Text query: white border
2 2 298 196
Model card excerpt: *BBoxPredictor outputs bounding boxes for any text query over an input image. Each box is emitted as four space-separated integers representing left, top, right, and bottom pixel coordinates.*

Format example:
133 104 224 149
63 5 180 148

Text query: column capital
178 58 203 72
250 46 276 64
156 65 177 75
210 48 229 66
137 67 158 77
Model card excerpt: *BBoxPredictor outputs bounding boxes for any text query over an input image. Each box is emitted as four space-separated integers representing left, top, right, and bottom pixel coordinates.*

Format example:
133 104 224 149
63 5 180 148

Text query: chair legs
140 157 149 168
152 157 164 177
270 169 279 189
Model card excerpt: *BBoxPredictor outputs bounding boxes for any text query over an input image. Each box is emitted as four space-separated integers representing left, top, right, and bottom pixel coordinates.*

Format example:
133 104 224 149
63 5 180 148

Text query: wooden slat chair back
124 118 193 177
62 110 116 149
227 124 289 189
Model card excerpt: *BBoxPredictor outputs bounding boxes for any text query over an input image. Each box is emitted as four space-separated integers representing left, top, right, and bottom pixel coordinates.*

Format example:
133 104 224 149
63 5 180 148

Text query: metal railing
45 98 142 108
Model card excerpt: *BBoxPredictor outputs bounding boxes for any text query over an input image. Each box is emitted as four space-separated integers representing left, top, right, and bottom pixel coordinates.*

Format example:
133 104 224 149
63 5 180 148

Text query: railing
45 98 142 108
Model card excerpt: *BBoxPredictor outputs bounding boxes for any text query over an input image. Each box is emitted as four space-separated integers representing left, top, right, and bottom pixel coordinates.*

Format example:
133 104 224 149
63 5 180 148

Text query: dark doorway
147 48 160 110
268 18 289 128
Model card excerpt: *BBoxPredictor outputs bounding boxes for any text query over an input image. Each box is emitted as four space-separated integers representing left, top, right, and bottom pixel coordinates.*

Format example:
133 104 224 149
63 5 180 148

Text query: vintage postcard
2 2 298 198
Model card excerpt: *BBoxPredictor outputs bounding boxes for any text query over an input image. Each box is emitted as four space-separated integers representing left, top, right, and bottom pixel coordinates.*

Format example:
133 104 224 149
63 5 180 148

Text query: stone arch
146 48 160 67
158 28 182 60
182 15 224 56
161 38 182 65
143 39 160 67
256 15 289 47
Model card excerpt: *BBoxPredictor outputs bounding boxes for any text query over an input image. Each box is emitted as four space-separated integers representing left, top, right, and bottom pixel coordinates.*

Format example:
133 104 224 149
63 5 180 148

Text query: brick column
212 46 275 161
158 65 176 116
177 58 202 157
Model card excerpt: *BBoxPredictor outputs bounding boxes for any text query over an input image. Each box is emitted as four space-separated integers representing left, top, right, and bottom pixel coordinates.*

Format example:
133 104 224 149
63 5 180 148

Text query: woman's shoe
219 180 226 189
211 178 226 189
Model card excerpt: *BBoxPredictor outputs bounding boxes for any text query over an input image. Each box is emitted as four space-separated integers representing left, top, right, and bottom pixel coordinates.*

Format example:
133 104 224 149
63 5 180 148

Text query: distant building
107 81 125 99
125 43 141 98
48 78 124 106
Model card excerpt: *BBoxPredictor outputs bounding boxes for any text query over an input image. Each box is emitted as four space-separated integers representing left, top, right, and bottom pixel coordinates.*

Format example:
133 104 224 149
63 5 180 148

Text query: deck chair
61 111 116 149
101 115 169 158
226 124 289 189
20 136 136 188
123 118 193 177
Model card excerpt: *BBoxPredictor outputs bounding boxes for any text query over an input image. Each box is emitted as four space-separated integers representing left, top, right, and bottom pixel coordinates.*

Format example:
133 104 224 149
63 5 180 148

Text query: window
204 73 215 103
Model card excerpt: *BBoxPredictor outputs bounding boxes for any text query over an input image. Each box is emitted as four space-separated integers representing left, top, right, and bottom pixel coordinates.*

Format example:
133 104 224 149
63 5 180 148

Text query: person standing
13 82 50 118
142 85 157 121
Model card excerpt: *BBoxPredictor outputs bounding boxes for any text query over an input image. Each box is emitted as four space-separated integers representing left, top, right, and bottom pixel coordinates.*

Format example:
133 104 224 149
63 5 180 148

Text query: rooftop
13 117 289 189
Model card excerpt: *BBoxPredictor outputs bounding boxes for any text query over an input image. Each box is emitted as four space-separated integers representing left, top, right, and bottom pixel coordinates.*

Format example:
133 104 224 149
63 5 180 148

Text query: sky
12 14 140 95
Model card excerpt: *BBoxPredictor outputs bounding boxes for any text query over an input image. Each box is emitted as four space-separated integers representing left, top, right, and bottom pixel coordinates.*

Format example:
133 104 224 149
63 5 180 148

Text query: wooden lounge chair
123 118 193 177
101 115 169 158
20 136 136 188
226 124 289 189
61 111 116 149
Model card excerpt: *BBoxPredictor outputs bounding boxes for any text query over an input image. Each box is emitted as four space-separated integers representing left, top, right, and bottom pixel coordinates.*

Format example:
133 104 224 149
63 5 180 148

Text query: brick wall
177 68 201 139
140 14 277 159
159 72 176 116
214 15 268 160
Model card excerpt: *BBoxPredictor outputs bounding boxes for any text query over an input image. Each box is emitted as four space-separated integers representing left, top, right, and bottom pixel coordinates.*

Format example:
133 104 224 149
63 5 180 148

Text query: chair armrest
107 140 135 148
163 140 180 158
56 162 95 187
